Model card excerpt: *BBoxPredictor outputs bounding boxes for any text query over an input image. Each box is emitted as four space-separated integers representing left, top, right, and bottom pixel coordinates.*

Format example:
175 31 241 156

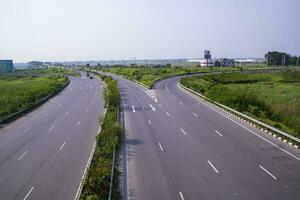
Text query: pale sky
0 0 299 62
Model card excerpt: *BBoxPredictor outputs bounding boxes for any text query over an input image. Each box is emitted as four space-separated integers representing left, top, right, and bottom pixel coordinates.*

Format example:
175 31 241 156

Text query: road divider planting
80 75 122 200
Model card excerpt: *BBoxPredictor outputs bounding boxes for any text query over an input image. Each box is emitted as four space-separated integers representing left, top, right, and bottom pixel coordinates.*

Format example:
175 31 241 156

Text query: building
214 58 235 67
187 59 214 67
0 60 14 73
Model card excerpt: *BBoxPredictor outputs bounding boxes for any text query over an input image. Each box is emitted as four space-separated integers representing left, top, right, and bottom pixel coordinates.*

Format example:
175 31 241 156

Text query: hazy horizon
1 0 299 62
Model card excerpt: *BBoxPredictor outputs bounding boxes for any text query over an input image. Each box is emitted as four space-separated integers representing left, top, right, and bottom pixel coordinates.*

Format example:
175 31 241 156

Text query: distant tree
165 63 172 68
289 56 298 65
28 61 43 69
265 51 290 66
214 60 221 67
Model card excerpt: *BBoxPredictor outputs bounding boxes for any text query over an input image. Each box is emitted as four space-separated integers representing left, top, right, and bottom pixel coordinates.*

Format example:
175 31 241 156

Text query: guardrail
178 82 300 147
108 104 120 200
0 77 70 127
95 68 300 147
74 108 108 200
88 70 121 200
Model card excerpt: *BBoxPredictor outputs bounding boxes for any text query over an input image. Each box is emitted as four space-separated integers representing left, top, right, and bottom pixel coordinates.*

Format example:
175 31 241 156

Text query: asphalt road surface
107 73 300 200
0 75 104 200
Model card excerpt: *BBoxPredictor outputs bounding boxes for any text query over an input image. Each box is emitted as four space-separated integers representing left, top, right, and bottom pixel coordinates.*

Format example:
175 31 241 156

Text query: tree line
265 51 300 66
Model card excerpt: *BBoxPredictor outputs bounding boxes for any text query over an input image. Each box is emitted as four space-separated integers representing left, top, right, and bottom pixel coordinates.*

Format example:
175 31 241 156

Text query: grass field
0 68 71 120
180 71 300 138
99 66 283 88
101 67 221 87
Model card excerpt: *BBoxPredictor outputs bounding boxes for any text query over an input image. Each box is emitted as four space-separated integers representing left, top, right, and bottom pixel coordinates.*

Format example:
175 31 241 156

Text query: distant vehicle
89 76 93 79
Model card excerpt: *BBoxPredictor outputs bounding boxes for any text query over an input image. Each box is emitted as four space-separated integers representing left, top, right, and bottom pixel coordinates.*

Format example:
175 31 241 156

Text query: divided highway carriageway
106 72 300 200
0 74 104 200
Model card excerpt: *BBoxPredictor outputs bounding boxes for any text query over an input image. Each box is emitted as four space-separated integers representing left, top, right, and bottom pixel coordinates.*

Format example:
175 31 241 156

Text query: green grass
181 71 300 138
100 67 219 87
99 66 279 88
80 74 121 200
0 67 73 120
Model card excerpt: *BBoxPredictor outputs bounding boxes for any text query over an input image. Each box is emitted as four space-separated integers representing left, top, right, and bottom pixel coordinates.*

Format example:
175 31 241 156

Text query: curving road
0 75 104 200
109 73 300 200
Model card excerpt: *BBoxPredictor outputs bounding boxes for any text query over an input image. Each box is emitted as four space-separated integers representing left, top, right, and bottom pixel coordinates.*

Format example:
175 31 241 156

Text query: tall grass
181 72 300 138
0 76 67 119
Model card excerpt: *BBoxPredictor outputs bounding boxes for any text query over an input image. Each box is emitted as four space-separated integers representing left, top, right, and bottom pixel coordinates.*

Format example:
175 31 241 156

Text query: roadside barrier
0 78 70 126
178 82 300 148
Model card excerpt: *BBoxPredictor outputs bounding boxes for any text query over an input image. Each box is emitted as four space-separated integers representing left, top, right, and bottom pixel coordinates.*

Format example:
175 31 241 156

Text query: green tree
265 51 290 66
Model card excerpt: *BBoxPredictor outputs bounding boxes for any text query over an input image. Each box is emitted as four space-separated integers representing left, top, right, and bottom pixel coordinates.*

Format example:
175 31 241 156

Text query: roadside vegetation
180 71 300 138
0 68 72 120
80 75 122 200
99 66 226 88
98 65 289 88
10 67 80 77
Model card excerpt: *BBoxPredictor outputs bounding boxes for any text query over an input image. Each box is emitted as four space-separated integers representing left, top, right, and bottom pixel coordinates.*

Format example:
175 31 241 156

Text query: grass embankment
181 71 300 138
80 75 122 200
0 70 69 120
101 67 218 88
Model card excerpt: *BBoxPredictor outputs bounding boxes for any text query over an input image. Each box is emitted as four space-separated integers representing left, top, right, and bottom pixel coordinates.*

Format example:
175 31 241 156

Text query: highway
0 75 104 200
108 73 300 200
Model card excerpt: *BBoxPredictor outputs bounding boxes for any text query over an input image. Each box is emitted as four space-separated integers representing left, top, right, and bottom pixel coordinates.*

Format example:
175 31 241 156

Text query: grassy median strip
99 67 218 88
180 71 300 138
80 75 122 200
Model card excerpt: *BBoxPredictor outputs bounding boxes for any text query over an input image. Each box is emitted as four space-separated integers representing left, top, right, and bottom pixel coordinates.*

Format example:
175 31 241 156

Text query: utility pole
221 58 223 68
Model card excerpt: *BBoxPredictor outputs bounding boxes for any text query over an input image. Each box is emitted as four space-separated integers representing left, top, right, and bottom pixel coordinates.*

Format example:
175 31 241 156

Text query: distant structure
0 60 14 73
204 50 212 67
214 58 235 67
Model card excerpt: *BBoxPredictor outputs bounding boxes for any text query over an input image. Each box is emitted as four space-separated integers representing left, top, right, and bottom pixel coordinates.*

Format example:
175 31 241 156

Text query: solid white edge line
23 186 34 200
165 82 170 92
178 83 300 161
214 130 224 137
179 192 185 200
207 160 219 174
74 111 105 200
259 165 277 180
158 142 164 151
59 142 66 151
18 151 29 160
